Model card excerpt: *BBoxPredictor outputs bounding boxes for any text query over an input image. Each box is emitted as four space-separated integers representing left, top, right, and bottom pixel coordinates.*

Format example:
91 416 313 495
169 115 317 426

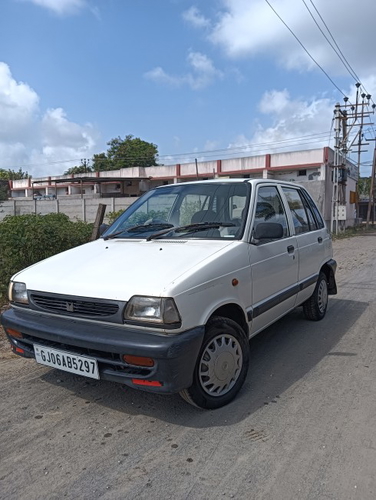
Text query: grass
332 224 376 240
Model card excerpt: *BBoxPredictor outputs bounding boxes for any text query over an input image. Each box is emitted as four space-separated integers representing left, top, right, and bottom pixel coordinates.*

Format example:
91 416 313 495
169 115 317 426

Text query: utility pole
366 147 376 228
331 103 341 234
330 85 375 234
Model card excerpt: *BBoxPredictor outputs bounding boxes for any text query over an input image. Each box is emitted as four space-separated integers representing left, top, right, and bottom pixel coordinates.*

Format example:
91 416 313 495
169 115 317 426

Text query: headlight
9 282 29 305
124 296 181 327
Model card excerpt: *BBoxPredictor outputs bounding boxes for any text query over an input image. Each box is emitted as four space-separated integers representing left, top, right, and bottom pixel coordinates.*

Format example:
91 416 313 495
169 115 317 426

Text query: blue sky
1 0 376 177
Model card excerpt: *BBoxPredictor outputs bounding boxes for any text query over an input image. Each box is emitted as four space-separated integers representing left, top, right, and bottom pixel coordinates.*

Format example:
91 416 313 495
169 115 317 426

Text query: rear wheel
180 316 249 409
303 272 328 321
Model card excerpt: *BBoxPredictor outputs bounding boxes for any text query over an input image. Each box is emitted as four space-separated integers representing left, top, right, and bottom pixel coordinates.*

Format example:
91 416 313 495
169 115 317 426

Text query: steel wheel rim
318 279 328 313
198 334 243 397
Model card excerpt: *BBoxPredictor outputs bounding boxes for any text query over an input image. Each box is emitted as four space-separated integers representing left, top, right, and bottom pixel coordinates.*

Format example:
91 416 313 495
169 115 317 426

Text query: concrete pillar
82 198 86 222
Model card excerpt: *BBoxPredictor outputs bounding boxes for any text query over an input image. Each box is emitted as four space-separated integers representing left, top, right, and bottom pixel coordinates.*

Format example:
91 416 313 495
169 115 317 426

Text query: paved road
1 235 375 500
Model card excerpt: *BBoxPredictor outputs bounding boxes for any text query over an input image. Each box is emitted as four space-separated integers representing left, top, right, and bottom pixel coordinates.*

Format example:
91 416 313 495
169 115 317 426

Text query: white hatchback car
1 179 337 409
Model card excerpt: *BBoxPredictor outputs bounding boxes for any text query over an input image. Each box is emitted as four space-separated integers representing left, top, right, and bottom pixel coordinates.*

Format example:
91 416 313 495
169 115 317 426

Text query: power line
307 0 376 111
2 131 332 171
306 0 361 82
263 0 347 98
301 0 359 82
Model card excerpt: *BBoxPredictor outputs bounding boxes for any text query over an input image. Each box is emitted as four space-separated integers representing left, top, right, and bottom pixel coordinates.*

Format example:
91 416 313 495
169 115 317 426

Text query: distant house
9 147 358 227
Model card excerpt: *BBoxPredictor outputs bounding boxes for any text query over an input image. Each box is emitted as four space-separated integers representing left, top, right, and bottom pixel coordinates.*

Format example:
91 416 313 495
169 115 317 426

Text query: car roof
155 178 305 189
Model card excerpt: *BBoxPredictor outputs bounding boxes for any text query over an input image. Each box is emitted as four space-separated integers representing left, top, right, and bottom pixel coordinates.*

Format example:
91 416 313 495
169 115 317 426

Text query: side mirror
251 222 283 244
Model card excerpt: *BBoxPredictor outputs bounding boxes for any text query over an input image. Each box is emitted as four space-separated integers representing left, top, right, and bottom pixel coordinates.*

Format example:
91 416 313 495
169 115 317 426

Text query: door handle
318 237 323 243
287 245 295 254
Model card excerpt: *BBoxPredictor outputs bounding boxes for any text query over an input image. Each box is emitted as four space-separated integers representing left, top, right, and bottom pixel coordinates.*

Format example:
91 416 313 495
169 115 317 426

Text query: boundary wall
0 197 136 223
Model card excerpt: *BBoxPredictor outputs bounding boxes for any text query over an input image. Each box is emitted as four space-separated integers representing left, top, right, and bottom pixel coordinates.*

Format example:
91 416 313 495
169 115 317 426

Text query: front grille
29 292 125 322
31 294 119 316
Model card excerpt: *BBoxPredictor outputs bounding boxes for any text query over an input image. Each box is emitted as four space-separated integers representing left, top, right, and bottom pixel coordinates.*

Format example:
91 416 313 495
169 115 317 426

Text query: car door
280 186 328 305
248 184 299 336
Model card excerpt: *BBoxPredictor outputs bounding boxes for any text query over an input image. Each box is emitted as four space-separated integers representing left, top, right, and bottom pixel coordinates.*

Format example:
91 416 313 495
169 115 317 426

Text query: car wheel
180 316 249 409
303 271 328 321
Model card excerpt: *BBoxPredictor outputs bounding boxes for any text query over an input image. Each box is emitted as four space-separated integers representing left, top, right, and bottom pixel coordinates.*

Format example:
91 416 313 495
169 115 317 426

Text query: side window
302 190 325 229
300 193 318 230
254 186 289 239
282 188 310 234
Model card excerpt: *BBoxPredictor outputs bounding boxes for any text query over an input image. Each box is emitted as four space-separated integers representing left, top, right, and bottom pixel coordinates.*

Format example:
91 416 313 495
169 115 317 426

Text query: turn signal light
122 355 154 367
6 328 23 339
13 346 24 354
132 379 162 387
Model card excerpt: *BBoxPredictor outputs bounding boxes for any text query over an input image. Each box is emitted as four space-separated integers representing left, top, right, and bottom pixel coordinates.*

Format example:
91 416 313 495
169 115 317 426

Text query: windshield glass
102 181 251 240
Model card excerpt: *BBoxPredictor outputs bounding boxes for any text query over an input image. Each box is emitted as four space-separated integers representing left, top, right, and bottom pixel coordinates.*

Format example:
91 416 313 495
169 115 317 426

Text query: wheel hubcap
198 334 243 396
317 279 328 313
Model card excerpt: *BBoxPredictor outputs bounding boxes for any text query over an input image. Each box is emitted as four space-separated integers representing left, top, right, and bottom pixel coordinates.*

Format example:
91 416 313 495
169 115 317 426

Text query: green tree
0 168 30 180
0 168 30 201
92 152 111 172
92 135 159 171
358 177 371 198
64 159 93 175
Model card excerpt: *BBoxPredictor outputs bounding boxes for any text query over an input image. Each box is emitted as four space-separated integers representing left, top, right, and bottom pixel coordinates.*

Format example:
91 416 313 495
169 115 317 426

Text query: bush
0 213 93 301
107 209 125 224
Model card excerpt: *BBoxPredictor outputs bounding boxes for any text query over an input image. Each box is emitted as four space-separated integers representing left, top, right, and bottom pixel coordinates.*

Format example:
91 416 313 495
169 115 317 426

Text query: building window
298 170 307 176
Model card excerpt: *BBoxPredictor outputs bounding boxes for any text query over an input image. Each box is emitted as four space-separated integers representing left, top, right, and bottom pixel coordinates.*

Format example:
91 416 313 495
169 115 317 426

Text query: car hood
13 238 235 300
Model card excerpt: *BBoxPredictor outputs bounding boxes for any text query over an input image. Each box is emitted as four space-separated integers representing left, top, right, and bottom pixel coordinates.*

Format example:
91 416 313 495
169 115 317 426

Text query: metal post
331 103 342 234
366 147 376 228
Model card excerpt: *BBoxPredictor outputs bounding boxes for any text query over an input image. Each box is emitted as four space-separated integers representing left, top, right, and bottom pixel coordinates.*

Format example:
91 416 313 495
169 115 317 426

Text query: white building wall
180 161 217 176
221 155 265 172
270 149 323 167
145 165 175 178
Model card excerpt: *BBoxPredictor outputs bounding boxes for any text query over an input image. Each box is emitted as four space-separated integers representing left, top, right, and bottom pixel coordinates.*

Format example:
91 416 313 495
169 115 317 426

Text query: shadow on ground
40 297 367 428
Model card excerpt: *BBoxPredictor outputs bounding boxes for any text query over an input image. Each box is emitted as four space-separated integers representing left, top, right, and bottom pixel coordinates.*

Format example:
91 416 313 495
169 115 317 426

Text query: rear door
248 184 299 335
280 186 328 305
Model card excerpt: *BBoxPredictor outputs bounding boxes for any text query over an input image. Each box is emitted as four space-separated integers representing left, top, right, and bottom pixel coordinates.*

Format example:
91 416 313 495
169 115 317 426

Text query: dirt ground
1 235 376 500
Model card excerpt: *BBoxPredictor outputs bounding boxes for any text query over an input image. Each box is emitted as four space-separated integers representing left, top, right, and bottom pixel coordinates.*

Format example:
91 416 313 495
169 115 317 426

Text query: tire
303 271 328 321
180 316 249 409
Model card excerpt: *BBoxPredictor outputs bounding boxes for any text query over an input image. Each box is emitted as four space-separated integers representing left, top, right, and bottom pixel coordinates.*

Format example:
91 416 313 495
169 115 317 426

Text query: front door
248 185 299 335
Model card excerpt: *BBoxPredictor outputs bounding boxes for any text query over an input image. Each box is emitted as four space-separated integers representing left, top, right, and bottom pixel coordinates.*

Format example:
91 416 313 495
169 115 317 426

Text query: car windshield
102 182 251 240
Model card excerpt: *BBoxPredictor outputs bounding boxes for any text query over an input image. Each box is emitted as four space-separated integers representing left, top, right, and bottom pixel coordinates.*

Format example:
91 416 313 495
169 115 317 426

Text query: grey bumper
1 307 205 394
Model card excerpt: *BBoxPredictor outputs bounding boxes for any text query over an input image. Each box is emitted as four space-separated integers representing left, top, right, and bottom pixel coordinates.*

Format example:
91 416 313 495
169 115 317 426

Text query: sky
1 0 376 178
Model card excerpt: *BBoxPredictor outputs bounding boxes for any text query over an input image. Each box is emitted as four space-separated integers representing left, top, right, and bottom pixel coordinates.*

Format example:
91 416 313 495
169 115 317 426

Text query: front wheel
180 316 249 409
303 272 328 321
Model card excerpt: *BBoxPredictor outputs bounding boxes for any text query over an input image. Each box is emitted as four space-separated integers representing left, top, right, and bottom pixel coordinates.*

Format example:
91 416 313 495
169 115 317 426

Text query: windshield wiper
127 222 174 233
103 222 174 240
146 222 235 241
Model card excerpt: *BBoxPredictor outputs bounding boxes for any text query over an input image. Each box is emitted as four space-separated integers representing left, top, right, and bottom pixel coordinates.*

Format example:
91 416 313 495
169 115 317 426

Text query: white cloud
207 0 376 77
145 51 223 90
0 63 39 141
0 62 98 177
204 140 220 151
229 89 334 154
259 89 290 114
182 6 210 28
22 0 86 16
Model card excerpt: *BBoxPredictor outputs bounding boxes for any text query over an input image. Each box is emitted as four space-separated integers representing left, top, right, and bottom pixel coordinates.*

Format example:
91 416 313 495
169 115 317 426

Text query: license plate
34 344 100 380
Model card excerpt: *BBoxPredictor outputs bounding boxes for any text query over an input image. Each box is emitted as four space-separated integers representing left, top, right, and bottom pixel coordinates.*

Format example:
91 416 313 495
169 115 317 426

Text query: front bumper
1 307 205 394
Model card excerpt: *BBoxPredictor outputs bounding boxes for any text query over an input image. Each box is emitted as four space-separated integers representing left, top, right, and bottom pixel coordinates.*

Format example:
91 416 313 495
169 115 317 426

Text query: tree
92 153 110 172
64 159 93 175
92 135 159 171
0 168 30 201
0 168 30 180
358 177 371 199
